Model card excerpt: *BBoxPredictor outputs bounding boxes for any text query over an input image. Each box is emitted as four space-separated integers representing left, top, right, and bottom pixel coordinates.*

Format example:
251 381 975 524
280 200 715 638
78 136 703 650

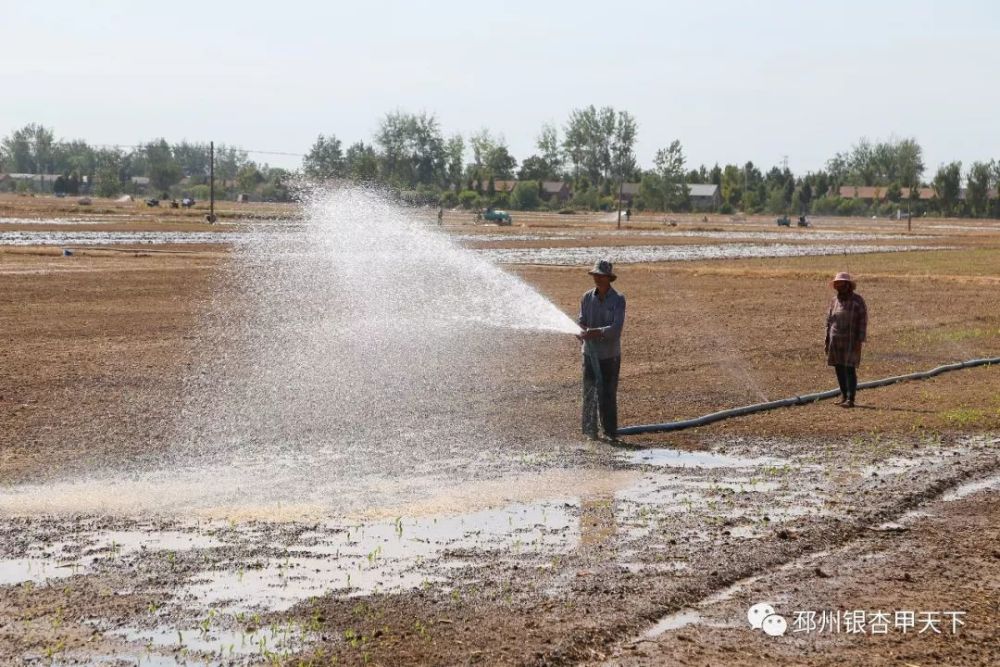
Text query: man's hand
578 328 602 341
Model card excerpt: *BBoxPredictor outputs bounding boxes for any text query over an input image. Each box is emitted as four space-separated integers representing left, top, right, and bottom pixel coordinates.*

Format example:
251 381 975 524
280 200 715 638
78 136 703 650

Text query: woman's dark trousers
834 364 858 401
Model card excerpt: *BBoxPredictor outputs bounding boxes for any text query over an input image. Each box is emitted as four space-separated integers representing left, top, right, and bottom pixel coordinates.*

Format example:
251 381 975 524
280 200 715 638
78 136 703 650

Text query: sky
3 0 999 176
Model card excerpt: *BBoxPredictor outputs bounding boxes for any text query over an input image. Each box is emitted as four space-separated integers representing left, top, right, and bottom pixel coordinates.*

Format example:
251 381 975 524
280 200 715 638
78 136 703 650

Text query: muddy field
1 196 999 665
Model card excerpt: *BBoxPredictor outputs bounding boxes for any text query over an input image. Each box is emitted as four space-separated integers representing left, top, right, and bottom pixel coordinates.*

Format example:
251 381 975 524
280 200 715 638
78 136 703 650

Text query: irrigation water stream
1 186 583 518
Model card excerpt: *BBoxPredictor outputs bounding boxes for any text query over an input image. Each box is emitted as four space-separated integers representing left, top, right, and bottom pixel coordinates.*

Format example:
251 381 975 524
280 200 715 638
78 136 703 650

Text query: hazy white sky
4 0 999 175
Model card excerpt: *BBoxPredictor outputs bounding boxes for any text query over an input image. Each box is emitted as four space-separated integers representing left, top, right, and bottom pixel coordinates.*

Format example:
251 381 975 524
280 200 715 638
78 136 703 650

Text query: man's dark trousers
582 355 621 438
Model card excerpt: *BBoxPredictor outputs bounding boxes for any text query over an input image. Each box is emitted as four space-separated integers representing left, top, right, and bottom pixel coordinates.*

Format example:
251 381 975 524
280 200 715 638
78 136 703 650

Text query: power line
52 141 305 159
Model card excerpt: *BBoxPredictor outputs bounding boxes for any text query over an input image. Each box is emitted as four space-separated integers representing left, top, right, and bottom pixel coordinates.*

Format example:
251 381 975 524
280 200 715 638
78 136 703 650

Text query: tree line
3 115 1000 218
0 124 292 201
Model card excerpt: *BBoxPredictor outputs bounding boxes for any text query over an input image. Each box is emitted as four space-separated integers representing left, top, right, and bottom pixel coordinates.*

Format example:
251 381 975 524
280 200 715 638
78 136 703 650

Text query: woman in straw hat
825 272 867 407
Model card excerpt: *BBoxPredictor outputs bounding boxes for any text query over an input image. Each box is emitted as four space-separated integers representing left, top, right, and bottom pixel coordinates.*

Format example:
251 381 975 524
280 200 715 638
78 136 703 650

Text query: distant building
619 182 641 203
541 181 571 203
2 173 62 192
838 185 936 201
479 179 518 194
688 183 721 211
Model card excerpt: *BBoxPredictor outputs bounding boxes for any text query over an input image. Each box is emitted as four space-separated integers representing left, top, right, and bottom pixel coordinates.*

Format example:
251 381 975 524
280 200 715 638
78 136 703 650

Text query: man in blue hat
577 259 626 442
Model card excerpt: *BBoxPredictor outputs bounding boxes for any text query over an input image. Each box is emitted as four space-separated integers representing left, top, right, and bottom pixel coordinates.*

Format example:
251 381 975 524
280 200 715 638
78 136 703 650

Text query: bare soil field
1 201 998 665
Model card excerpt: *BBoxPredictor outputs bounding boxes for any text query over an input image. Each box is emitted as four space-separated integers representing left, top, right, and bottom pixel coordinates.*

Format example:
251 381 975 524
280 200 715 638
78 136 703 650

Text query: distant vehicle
776 215 790 227
181 197 195 208
478 208 512 225
145 198 159 207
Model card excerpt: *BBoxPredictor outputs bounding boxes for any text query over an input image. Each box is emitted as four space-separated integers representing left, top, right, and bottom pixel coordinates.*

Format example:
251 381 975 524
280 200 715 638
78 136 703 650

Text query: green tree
260 166 293 202
236 164 264 192
344 141 379 182
445 134 465 190
517 155 554 181
640 140 687 211
800 181 813 212
829 136 924 187
886 182 902 203
303 134 345 180
1 123 56 173
143 139 182 192
536 123 563 177
511 180 541 210
487 145 517 180
766 187 785 214
610 110 637 186
214 145 250 183
458 189 480 209
375 111 447 187
172 142 211 183
932 161 962 216
709 163 722 186
93 148 125 198
965 161 993 217
562 105 630 186
721 164 743 207
53 140 96 179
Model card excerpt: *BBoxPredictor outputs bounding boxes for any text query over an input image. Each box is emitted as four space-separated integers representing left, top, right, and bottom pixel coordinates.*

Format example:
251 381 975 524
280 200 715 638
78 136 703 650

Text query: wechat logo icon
748 602 787 637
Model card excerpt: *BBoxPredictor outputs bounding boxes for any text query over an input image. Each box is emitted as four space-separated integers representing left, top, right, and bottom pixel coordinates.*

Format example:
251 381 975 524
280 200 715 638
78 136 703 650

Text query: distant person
577 259 626 441
825 272 867 408
625 208 632 222
437 206 444 225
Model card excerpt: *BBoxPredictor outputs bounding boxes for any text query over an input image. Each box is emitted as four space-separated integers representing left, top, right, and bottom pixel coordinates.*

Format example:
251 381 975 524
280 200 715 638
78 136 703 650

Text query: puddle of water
927 224 1000 231
619 561 690 575
0 216 124 225
940 473 1000 501
451 233 550 242
453 230 935 243
860 451 958 479
477 243 947 265
0 527 225 586
54 653 207 667
0 556 75 585
0 230 248 245
643 609 706 635
8 500 582 662
640 549 833 639
184 501 579 613
113 623 312 657
726 525 761 539
627 449 783 469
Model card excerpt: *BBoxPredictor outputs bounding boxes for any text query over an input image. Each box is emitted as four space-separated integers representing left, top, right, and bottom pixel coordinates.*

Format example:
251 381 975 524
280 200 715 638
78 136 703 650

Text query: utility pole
907 183 913 232
617 178 624 229
207 141 217 223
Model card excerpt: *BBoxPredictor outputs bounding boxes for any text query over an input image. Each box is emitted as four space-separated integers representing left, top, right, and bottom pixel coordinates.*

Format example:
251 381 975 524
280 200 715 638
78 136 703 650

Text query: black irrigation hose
618 356 1000 436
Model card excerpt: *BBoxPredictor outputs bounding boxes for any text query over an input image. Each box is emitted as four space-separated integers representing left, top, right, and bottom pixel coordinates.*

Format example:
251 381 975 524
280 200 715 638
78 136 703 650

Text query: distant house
957 187 998 201
4 173 62 192
541 181 571 202
8 173 61 184
688 183 721 211
131 176 151 187
619 182 641 203
479 179 518 194
838 185 936 201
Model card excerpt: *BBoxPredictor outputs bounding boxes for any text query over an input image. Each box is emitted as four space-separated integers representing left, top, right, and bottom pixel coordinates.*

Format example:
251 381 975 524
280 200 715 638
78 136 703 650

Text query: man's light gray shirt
578 287 626 359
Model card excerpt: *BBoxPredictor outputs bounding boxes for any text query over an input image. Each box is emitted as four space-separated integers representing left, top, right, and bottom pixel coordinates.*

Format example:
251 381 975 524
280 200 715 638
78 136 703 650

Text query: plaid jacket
826 292 867 366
